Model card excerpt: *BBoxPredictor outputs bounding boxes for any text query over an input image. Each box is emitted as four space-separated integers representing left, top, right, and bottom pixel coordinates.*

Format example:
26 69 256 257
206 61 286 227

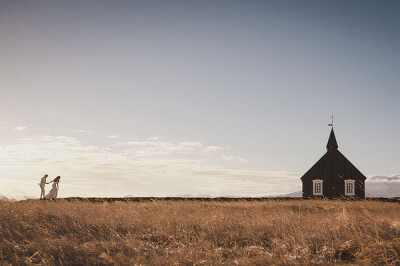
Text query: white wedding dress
45 181 59 199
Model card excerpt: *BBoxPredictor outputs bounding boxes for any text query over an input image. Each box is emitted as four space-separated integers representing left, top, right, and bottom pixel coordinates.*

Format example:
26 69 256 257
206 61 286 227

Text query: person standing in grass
38 174 49 200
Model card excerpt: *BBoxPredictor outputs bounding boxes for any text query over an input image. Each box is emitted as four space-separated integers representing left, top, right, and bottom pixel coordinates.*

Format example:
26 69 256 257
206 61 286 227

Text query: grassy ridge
0 199 399 265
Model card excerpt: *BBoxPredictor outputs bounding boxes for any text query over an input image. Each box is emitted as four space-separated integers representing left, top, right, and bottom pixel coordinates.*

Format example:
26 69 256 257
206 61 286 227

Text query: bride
45 176 61 199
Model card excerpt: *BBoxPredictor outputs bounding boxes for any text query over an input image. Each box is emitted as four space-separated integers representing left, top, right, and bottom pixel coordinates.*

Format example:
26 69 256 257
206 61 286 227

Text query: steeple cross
329 115 334 127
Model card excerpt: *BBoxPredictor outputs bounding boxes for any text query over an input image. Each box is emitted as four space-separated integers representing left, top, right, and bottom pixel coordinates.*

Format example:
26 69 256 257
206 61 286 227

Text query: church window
344 180 355 196
312 180 323 195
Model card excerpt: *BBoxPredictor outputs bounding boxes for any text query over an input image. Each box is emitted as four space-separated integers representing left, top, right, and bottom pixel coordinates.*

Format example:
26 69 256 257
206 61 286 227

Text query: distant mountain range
365 180 400 198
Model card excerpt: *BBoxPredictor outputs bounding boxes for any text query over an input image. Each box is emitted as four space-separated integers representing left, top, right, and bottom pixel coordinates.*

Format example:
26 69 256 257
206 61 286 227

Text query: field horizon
10 196 400 204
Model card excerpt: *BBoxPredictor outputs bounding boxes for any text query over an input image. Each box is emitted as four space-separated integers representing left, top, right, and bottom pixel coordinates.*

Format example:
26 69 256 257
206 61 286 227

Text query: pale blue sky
0 0 399 198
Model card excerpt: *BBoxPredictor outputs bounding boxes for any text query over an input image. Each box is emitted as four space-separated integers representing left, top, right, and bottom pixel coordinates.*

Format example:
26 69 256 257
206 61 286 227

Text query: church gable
301 127 366 198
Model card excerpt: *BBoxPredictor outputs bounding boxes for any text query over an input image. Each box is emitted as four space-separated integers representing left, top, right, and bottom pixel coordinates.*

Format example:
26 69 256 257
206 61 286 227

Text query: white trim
312 179 323 196
344 179 355 196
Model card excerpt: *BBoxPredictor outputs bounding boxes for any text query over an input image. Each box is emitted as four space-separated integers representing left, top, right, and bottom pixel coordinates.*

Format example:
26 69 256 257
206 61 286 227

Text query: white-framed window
312 179 323 196
344 180 355 196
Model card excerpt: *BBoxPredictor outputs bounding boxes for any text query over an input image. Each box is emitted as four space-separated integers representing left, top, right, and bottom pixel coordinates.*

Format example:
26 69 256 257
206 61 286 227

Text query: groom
39 174 48 199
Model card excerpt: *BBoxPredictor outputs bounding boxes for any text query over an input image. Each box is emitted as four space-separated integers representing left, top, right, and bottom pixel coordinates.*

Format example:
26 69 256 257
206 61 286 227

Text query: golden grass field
0 199 399 265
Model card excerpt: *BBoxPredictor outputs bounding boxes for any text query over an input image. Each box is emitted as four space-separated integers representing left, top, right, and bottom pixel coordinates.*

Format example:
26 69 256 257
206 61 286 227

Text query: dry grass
0 199 399 265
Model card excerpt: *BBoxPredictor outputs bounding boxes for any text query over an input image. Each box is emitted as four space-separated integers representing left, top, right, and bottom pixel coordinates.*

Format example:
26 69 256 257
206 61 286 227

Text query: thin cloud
204 146 222 152
108 135 119 139
220 155 249 164
13 126 26 131
76 129 93 135
368 174 400 182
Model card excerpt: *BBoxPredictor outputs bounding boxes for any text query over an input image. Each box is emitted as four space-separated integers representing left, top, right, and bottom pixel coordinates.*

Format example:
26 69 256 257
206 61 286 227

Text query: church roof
326 128 338 150
300 148 366 181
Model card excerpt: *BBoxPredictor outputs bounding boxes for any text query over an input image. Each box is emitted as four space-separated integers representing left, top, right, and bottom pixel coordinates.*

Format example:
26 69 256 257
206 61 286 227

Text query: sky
0 0 399 198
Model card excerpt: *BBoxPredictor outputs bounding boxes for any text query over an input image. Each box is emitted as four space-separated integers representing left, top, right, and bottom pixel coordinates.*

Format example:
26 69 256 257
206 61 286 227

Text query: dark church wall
301 150 366 198
302 178 365 198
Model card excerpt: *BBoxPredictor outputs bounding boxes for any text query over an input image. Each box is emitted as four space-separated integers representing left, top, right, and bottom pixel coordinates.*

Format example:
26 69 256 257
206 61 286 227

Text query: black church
301 127 366 198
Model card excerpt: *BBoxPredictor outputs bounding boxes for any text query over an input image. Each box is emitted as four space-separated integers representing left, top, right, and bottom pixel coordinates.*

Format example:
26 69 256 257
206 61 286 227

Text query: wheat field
0 199 399 265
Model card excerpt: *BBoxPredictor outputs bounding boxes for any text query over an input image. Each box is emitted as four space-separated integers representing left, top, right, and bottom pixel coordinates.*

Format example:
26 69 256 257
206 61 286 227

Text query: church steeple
326 128 338 150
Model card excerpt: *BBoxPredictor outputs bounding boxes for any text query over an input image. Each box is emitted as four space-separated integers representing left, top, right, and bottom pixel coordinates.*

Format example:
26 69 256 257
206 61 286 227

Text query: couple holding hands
39 174 61 199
